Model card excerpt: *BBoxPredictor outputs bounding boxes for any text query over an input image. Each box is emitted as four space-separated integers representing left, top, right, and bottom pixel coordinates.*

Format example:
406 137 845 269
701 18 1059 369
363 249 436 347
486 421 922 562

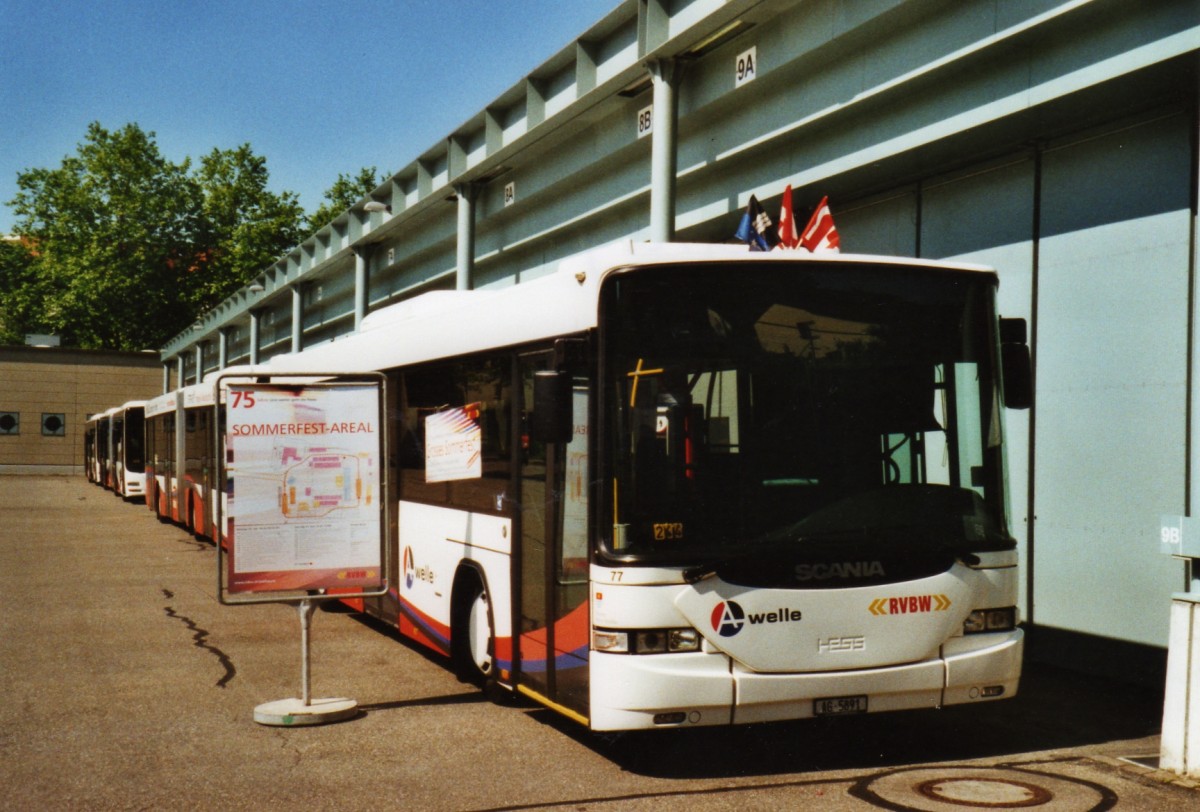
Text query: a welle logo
710 600 802 637
403 546 435 590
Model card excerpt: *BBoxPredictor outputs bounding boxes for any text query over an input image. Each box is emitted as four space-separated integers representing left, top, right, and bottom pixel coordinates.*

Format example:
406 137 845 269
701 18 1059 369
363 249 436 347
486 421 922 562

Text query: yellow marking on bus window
653 522 684 541
517 684 589 727
627 358 664 408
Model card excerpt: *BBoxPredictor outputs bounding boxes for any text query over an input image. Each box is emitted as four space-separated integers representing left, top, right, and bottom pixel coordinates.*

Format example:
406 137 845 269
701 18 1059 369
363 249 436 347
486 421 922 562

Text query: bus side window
398 356 512 513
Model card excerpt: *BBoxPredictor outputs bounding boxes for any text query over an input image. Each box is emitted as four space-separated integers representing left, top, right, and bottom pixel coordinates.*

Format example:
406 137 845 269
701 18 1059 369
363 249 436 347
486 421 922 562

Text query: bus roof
144 390 178 418
264 242 995 376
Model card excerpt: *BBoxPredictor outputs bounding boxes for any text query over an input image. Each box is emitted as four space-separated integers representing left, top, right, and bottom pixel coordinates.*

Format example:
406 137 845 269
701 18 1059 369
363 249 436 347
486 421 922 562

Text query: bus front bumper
588 628 1023 732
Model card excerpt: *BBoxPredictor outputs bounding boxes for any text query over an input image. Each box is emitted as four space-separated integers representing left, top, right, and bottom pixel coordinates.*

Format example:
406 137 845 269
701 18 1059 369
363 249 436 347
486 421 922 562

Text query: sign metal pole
252 599 357 726
215 372 388 728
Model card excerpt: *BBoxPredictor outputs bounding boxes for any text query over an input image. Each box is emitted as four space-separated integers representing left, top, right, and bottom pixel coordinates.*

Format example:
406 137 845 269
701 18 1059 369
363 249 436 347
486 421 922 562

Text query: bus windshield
601 262 1013 571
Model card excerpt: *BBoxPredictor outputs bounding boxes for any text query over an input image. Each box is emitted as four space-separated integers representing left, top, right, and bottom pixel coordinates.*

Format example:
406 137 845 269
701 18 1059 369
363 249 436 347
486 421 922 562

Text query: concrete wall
0 346 162 474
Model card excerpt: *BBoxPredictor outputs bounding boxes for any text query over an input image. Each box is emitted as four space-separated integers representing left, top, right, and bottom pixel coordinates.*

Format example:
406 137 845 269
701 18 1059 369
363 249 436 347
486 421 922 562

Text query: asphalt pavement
1 474 1196 811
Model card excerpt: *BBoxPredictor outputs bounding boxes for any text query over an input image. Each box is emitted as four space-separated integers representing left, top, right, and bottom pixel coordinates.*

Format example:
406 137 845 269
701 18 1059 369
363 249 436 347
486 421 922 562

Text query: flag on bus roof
734 195 777 251
776 185 799 250
799 195 840 253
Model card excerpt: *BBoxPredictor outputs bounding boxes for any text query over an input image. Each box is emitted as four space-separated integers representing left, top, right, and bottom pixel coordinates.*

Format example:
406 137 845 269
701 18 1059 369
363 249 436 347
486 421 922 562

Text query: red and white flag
776 184 799 250
799 195 840 253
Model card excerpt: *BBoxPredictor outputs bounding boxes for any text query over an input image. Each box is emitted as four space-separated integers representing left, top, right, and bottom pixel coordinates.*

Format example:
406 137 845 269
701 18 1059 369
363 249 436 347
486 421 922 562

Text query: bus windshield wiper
683 561 722 584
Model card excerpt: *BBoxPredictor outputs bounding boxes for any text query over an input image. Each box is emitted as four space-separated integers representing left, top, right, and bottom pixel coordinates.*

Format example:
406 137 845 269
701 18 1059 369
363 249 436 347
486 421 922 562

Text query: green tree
8 122 202 350
193 144 305 309
6 123 306 350
305 166 381 234
0 237 43 344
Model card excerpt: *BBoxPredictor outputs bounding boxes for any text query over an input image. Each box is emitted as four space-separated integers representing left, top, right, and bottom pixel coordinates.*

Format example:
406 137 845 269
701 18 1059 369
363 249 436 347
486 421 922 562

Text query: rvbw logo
711 600 746 637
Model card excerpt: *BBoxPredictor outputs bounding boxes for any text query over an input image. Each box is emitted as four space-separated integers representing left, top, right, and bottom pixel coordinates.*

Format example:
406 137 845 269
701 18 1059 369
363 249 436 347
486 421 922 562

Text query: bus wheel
453 575 493 686
467 588 494 678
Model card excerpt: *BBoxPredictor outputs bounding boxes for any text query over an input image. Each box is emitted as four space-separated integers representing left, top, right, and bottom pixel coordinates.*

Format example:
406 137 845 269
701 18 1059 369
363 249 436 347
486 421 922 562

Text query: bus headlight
963 607 1017 634
592 627 701 654
592 629 629 653
666 628 701 652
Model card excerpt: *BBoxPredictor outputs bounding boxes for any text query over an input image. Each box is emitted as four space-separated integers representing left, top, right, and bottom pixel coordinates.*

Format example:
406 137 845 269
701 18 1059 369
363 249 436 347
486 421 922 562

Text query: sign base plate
253 697 358 727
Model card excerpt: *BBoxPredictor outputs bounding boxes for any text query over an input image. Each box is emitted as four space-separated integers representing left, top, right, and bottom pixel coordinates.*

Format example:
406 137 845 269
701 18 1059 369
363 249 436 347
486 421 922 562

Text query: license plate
814 695 868 716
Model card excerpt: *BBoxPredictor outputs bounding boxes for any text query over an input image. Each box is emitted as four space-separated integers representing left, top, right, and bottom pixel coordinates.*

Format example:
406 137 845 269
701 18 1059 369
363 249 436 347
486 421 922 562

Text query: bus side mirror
1000 318 1032 410
532 371 573 444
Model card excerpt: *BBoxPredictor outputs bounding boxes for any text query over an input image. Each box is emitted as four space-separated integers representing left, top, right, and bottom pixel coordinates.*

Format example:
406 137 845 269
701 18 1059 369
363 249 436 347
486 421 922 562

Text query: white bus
145 383 220 539
84 412 102 485
264 242 1031 731
110 400 148 500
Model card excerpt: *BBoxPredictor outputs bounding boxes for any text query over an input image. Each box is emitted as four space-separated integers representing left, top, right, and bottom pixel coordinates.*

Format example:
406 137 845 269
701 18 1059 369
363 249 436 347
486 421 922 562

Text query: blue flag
734 195 778 251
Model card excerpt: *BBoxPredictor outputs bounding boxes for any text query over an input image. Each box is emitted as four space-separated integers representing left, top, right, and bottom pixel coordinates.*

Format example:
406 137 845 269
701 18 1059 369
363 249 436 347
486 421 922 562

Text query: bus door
99 416 112 489
516 351 590 721
113 415 126 489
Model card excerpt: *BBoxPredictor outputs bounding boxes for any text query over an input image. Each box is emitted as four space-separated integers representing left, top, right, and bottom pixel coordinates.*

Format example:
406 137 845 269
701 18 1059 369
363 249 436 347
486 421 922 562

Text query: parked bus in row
245 242 1032 731
84 402 145 497
145 384 220 539
84 413 102 485
94 409 114 489
109 400 148 499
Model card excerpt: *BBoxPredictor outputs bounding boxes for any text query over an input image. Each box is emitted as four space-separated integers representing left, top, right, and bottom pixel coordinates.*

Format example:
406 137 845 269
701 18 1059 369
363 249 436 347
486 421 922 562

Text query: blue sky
0 0 617 234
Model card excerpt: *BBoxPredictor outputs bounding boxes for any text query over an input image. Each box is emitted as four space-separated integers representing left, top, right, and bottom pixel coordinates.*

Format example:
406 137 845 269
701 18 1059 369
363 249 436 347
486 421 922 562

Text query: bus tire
155 490 170 523
452 570 494 687
187 496 195 532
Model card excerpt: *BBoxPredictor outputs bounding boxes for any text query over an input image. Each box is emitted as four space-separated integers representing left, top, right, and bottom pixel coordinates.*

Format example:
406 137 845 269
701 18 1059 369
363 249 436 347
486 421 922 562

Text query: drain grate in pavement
915 776 1053 807
852 765 1116 811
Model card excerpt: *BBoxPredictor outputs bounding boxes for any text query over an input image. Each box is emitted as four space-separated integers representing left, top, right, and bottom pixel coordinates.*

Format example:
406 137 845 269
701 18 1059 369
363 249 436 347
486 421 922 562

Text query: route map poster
224 382 384 596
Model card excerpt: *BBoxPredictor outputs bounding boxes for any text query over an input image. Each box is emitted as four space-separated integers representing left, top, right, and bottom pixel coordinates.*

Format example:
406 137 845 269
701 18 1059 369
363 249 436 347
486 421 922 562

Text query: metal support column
354 245 373 331
176 355 184 391
162 363 171 394
194 343 204 385
1160 81 1200 779
217 328 228 370
291 285 303 354
455 182 479 291
249 310 260 366
649 58 680 243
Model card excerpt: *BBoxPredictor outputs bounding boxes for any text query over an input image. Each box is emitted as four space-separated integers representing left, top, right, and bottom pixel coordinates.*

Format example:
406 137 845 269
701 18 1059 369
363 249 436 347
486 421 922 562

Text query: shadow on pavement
528 661 1164 778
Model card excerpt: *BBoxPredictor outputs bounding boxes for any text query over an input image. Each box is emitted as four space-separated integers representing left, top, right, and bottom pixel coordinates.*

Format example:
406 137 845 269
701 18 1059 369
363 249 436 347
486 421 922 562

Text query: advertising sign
222 380 385 598
424 404 482 483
